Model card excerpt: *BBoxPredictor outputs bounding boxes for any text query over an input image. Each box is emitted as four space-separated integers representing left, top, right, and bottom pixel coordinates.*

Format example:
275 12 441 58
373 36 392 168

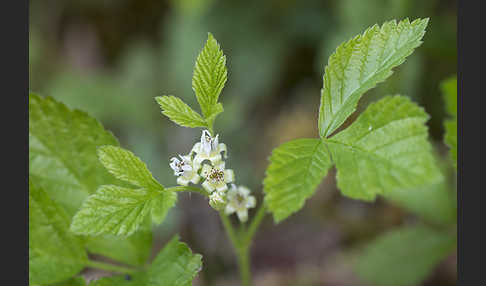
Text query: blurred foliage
29 0 456 285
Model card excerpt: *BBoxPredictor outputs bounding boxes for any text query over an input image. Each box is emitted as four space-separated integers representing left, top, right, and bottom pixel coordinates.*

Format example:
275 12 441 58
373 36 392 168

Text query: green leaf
90 236 202 286
326 96 442 201
263 139 333 223
72 146 176 236
192 32 227 119
29 93 119 216
84 222 152 267
97 146 162 190
384 180 457 225
318 18 429 137
441 76 457 169
71 185 176 237
155 95 207 128
147 235 203 286
355 225 456 286
29 179 87 285
89 272 147 286
48 277 87 286
29 93 152 266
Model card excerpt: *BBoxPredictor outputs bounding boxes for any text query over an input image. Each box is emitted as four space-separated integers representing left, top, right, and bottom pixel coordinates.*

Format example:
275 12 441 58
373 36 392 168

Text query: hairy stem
86 260 138 275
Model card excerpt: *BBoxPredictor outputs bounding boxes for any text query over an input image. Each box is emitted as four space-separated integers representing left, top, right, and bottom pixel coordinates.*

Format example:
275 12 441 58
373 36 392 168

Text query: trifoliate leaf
71 185 176 237
318 18 429 138
327 96 442 201
263 139 333 223
441 76 457 170
147 235 203 286
155 95 207 128
29 93 152 266
192 33 227 120
97 146 162 190
355 225 456 286
48 276 87 286
29 179 87 285
89 272 147 286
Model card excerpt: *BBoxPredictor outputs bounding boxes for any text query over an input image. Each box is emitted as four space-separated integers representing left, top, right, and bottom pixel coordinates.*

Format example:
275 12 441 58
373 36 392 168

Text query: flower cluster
169 130 255 222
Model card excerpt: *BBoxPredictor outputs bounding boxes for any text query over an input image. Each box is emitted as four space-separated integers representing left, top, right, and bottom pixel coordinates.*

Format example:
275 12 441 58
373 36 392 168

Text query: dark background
29 0 457 285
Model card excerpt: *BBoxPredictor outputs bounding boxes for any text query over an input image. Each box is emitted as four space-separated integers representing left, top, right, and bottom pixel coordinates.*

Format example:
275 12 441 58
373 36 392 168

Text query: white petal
225 204 236 215
191 142 201 155
218 143 227 158
177 177 189 186
224 169 235 183
246 196 256 208
209 153 223 164
216 184 228 192
237 209 248 222
238 186 250 196
202 180 215 193
190 174 200 184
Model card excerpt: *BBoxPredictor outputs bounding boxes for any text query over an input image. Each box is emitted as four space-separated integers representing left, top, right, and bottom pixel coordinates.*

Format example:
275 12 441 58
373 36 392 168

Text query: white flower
209 190 226 211
225 184 256 222
191 130 227 168
200 161 234 193
169 155 200 186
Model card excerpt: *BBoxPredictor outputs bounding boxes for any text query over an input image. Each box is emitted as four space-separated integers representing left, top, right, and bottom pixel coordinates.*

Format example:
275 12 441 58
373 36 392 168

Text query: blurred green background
29 0 456 285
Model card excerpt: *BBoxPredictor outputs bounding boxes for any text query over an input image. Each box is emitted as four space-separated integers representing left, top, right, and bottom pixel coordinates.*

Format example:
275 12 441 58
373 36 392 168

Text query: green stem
86 260 138 274
236 244 251 286
244 204 266 245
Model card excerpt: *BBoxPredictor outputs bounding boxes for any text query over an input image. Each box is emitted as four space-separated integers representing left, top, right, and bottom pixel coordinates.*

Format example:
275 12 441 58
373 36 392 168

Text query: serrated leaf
70 145 177 235
89 272 147 286
29 179 87 285
29 93 152 266
147 235 203 286
327 96 442 201
318 18 429 137
192 33 227 119
441 76 457 169
29 93 119 216
97 146 162 190
71 185 176 237
48 276 87 286
355 225 456 286
263 139 333 223
155 95 207 128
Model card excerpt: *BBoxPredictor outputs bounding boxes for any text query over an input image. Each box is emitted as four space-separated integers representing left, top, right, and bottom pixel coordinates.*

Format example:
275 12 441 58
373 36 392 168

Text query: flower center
208 169 224 183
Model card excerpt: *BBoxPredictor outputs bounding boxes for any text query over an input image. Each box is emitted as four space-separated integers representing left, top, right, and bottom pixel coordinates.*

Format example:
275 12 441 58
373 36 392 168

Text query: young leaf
318 18 429 137
326 96 442 201
29 93 152 266
29 179 87 285
71 184 176 236
155 95 207 128
355 225 456 286
97 145 162 190
147 235 203 286
192 33 227 120
263 139 333 223
441 76 457 169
